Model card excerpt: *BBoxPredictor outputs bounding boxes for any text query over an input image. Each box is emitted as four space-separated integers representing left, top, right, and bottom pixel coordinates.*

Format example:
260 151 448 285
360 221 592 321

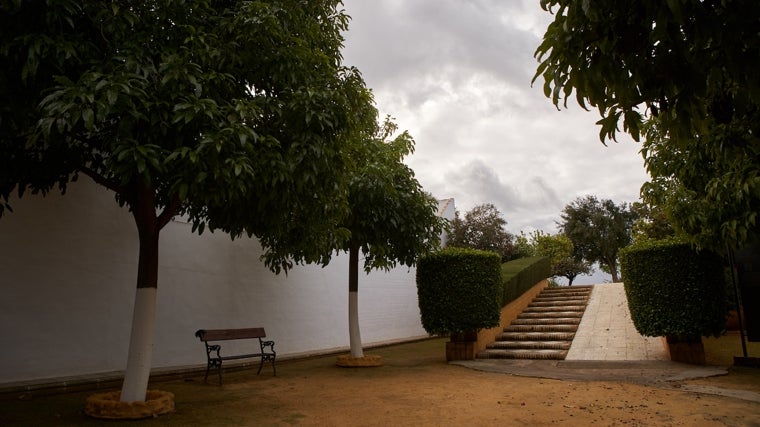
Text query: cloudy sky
340 0 649 238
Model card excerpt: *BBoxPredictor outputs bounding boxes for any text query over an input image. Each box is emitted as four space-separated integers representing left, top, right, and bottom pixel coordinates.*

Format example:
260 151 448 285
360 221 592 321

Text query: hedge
416 247 502 335
501 256 550 306
619 238 727 337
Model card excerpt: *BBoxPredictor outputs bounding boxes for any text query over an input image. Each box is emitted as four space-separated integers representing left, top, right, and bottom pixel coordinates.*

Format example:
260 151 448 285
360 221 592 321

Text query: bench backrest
196 328 266 342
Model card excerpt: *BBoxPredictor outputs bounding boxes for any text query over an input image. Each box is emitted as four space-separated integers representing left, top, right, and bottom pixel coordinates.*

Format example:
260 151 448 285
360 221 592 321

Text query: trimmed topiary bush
416 247 502 335
619 238 727 338
501 256 550 306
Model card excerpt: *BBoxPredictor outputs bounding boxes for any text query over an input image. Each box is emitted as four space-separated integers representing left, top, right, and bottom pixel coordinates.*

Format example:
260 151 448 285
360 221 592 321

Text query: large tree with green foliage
558 196 637 282
447 203 516 261
0 0 371 402
532 231 590 286
534 0 760 251
517 230 590 285
340 116 446 359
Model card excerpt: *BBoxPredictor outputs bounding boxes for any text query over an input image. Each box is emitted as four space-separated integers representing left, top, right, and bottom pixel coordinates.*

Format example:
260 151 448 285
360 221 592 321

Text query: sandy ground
2 338 759 426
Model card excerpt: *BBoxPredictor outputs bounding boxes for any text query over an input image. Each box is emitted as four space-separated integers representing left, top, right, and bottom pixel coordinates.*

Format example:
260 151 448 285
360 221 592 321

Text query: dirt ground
2 337 759 426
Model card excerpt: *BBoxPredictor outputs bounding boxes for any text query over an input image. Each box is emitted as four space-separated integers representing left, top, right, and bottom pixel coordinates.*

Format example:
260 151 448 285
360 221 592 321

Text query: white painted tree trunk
120 287 157 402
348 290 364 358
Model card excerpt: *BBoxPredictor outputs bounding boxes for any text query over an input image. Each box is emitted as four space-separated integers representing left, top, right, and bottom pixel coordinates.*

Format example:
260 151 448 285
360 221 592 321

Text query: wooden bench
195 328 276 384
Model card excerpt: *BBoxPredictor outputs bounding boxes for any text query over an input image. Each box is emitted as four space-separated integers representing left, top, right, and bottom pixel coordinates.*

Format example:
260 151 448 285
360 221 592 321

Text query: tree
519 230 591 285
558 196 637 282
532 231 591 286
340 116 446 359
534 0 760 251
0 1 371 402
640 116 759 251
514 232 536 259
447 203 516 261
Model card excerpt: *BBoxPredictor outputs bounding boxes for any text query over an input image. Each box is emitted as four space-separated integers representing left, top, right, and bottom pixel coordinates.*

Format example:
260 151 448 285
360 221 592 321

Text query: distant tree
534 0 760 251
448 203 516 261
523 230 591 285
514 232 536 259
339 116 446 359
0 1 370 402
558 196 637 283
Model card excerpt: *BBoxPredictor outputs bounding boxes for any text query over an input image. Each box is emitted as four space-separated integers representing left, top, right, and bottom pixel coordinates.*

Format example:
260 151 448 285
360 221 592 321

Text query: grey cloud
342 0 648 236
441 159 565 232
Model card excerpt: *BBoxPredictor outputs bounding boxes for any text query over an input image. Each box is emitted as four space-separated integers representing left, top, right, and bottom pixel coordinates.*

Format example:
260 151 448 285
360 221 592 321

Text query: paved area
565 283 669 361
452 283 745 399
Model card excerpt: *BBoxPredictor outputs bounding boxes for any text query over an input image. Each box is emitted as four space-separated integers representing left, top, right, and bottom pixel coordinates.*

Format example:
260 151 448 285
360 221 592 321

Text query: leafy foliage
416 248 502 335
500 256 551 306
619 238 727 338
558 196 637 282
0 0 373 401
447 203 516 261
641 117 760 251
0 0 370 272
523 230 591 285
342 116 446 273
534 0 760 251
534 0 759 143
631 200 676 243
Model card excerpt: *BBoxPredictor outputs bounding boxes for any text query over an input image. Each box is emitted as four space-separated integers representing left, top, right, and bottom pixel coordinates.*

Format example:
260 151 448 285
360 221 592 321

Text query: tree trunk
348 240 364 358
119 182 176 402
608 258 620 282
120 286 157 402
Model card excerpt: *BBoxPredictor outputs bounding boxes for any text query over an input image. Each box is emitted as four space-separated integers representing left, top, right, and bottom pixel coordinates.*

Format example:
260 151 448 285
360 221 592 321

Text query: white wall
0 179 437 385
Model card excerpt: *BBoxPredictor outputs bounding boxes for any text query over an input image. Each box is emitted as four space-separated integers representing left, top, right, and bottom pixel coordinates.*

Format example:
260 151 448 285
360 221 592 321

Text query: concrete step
519 311 585 318
487 340 572 350
477 349 568 360
511 317 581 325
504 324 579 333
523 305 587 312
497 331 576 341
529 299 589 307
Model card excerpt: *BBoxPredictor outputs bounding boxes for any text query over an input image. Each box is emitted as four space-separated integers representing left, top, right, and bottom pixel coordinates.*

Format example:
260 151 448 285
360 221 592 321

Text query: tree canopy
534 231 590 286
534 0 760 251
558 196 637 282
0 0 372 402
342 116 445 272
516 230 591 285
340 115 446 358
447 203 516 261
0 0 371 270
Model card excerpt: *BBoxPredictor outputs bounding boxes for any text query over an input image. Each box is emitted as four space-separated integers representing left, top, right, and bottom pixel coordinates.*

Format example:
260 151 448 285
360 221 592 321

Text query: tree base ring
84 389 175 419
335 354 383 367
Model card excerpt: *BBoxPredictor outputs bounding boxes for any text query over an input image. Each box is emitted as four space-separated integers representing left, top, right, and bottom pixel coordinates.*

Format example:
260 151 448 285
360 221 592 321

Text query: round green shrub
416 247 501 335
619 238 727 337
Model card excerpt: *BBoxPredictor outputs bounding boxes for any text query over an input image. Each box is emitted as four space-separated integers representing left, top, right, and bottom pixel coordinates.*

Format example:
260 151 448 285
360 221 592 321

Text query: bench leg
206 359 223 385
257 354 276 376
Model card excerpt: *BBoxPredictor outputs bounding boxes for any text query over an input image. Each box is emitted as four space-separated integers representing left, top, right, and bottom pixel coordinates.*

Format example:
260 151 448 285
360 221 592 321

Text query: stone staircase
477 285 593 360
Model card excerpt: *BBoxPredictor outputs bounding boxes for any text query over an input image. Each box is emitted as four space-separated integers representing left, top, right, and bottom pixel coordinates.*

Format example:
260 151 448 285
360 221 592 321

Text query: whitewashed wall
0 179 451 385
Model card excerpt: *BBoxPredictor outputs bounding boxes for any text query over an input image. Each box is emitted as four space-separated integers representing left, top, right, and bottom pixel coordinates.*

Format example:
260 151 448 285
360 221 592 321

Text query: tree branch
79 166 125 195
157 195 182 230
